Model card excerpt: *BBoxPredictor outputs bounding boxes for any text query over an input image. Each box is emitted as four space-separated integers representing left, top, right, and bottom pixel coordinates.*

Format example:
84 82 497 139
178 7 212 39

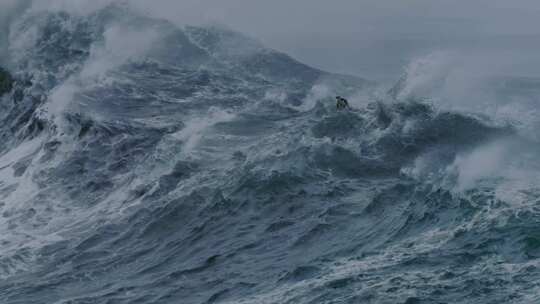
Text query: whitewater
1 2 540 304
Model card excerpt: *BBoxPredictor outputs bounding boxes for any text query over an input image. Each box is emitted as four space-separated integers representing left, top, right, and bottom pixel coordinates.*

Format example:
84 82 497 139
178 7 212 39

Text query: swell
0 3 539 304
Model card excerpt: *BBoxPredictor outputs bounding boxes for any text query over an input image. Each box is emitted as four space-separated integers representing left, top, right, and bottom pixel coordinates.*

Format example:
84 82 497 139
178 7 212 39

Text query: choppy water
1 3 540 304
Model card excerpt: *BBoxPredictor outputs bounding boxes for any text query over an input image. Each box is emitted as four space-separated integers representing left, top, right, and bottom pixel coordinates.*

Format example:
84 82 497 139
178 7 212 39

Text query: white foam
452 140 507 192
172 107 236 156
264 89 288 104
297 84 331 111
42 23 162 130
396 51 455 101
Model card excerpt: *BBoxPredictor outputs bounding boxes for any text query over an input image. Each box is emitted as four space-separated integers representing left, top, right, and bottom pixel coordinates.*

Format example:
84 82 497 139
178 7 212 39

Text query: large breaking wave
1 2 540 304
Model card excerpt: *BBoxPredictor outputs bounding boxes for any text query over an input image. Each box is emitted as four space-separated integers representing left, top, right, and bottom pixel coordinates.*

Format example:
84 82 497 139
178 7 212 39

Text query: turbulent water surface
1 3 540 304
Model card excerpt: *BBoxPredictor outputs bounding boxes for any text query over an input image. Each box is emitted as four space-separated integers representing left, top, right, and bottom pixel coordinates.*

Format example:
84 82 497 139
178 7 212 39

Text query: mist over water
1 1 540 303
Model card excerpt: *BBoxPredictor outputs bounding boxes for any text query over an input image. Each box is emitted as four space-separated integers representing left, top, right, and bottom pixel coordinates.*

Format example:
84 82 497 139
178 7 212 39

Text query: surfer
336 96 350 110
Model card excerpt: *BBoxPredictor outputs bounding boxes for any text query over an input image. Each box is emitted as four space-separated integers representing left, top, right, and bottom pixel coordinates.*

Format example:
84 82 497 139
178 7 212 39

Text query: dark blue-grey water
1 3 540 304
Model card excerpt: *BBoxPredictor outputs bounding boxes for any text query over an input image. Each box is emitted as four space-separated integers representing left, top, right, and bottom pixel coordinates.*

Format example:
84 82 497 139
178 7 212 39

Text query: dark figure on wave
336 96 350 110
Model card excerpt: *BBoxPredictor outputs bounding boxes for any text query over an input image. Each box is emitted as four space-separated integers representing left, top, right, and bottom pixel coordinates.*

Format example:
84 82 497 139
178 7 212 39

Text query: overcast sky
129 0 540 81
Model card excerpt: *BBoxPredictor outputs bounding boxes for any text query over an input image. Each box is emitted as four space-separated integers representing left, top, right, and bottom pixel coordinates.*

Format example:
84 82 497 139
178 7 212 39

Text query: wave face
1 4 540 304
